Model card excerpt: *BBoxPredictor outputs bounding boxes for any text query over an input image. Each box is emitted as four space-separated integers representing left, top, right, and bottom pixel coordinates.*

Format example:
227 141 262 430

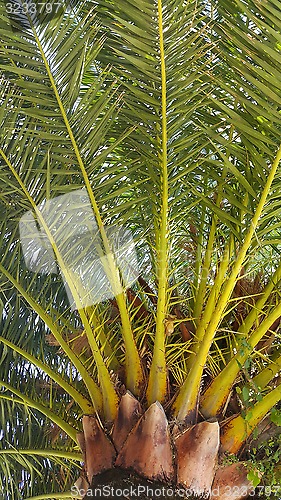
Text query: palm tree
0 0 281 498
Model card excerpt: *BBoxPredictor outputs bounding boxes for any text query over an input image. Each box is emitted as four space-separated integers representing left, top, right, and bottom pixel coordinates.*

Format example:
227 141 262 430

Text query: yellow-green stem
147 0 168 405
198 261 281 415
252 354 281 390
174 144 281 421
88 307 120 369
238 260 281 336
193 219 216 323
192 210 205 307
0 260 102 412
193 139 231 324
193 239 233 350
200 287 281 417
0 147 118 420
31 26 143 397
0 450 82 460
221 384 281 454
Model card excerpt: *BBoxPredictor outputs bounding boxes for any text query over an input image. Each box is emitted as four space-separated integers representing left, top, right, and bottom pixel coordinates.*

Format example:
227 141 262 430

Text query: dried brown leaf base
75 392 253 500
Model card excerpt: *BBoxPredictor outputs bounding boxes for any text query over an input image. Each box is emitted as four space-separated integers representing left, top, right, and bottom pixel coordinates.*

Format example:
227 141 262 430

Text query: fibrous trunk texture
115 401 174 482
83 415 116 480
174 421 219 495
210 463 254 500
111 391 142 452
76 392 253 500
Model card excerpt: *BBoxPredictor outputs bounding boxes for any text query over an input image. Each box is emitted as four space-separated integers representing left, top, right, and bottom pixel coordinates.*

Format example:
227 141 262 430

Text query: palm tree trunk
75 393 254 500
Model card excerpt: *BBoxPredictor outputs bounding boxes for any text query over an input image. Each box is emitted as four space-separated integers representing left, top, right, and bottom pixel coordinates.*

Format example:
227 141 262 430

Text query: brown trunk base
77 468 266 500
76 393 255 500
83 468 200 499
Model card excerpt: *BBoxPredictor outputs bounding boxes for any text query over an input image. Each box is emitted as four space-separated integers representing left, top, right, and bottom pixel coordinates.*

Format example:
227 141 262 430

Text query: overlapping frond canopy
0 0 281 496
